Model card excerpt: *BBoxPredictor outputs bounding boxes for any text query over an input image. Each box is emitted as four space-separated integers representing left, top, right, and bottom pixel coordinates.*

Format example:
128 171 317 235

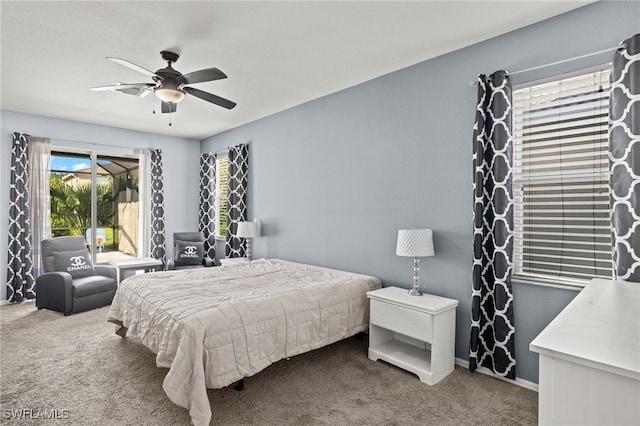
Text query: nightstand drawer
402 306 432 342
371 300 432 342
371 299 398 328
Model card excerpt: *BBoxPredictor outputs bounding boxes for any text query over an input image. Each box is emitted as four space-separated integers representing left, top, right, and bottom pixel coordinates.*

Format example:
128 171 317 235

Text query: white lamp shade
236 221 259 238
396 229 434 257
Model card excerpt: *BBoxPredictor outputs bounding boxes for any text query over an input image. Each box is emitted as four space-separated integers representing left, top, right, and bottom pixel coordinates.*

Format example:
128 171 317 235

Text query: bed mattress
107 258 381 425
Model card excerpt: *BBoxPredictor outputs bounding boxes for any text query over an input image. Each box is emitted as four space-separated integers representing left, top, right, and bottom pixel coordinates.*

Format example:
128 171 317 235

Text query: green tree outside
50 174 115 241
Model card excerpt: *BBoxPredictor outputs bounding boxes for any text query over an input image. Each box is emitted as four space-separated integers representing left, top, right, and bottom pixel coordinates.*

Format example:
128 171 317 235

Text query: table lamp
236 221 259 260
396 229 435 296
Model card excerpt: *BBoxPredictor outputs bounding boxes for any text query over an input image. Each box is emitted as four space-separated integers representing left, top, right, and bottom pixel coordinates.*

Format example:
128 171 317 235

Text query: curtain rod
205 147 235 156
509 46 619 76
200 149 228 156
468 45 621 86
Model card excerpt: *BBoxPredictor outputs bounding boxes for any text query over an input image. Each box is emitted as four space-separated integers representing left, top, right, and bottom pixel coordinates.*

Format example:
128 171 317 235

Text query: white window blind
513 67 612 286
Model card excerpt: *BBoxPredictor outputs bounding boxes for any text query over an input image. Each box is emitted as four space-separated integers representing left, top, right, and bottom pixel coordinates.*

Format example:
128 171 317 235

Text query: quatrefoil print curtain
470 71 516 379
199 153 217 261
6 133 36 302
225 144 249 258
610 33 640 282
149 149 166 268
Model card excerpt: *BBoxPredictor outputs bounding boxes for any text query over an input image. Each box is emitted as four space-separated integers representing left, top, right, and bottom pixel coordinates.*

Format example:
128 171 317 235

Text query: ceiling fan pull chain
169 111 172 126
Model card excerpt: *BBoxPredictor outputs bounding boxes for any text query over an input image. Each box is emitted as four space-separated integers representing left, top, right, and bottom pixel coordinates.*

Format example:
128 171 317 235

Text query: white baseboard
455 357 539 392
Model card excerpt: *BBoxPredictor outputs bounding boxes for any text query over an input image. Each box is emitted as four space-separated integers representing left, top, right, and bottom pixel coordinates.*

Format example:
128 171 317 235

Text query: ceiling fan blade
106 57 160 79
161 102 177 114
178 67 227 85
183 87 236 110
90 83 154 91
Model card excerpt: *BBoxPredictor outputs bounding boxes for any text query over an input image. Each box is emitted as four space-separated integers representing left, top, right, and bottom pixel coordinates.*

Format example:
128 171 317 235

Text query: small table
109 257 163 283
367 286 458 385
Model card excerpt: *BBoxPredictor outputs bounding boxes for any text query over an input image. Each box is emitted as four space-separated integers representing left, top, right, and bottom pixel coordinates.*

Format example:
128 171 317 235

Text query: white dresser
530 278 640 425
367 286 458 385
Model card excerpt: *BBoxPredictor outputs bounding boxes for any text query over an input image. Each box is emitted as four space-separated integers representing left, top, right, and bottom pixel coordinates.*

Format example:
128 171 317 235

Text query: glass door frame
50 145 139 264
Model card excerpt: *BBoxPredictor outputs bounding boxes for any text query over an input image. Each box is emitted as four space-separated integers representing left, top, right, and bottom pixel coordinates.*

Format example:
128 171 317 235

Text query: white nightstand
367 286 458 385
219 257 249 266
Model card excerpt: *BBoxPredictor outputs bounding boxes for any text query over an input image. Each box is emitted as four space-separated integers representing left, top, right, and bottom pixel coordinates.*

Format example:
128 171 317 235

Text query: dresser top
530 278 640 379
367 286 458 314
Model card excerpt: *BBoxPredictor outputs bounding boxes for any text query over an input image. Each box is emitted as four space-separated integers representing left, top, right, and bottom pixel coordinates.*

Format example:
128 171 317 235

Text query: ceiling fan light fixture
155 87 185 103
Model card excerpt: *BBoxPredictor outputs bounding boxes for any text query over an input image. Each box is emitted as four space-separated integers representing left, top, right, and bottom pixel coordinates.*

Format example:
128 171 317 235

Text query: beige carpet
0 302 537 425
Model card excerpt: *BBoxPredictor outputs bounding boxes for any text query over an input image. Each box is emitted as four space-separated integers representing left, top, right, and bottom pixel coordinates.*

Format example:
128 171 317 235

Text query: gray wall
201 1 639 384
0 110 202 301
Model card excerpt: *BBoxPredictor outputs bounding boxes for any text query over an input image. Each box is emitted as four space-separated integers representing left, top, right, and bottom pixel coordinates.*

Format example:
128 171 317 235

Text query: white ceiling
1 1 594 140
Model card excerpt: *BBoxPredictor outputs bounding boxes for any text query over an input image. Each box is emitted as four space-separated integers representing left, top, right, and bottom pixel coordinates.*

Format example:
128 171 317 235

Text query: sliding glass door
50 151 140 263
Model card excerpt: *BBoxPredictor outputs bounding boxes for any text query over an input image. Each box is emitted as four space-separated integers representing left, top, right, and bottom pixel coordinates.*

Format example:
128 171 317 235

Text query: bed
106 258 381 426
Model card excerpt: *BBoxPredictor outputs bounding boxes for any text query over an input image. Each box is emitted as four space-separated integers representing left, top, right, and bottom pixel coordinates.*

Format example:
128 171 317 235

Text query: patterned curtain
150 149 166 268
225 144 249 258
469 71 516 379
610 33 640 282
199 153 217 261
6 133 36 302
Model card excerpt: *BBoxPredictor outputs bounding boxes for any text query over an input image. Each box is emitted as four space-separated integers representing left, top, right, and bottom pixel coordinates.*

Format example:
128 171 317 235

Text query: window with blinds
512 66 612 287
215 156 229 238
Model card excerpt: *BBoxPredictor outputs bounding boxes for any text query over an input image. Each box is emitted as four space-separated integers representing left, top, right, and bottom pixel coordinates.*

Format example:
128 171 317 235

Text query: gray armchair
167 232 214 270
35 236 117 316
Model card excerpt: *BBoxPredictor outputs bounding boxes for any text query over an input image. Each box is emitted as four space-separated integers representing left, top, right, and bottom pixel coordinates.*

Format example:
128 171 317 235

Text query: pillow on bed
52 249 97 278
174 240 204 266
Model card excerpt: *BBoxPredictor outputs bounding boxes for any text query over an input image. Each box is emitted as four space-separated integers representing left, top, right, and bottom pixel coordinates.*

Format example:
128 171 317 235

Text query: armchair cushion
52 249 96 279
72 275 117 298
174 240 204 266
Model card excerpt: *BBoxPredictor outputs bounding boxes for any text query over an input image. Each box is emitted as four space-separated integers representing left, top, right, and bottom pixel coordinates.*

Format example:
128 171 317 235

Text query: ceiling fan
91 50 236 113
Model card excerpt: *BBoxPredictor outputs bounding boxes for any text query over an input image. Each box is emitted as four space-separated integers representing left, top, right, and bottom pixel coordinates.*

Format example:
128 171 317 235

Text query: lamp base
246 239 252 261
408 257 423 296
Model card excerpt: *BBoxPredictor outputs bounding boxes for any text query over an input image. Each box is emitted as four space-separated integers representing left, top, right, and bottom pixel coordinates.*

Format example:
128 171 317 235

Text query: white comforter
106 259 381 425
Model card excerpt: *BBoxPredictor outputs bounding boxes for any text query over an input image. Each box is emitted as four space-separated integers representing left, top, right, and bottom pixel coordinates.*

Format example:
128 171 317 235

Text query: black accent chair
167 232 214 270
35 236 118 316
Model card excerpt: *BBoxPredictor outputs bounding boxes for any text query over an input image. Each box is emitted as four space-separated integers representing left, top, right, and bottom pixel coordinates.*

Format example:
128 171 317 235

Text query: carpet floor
0 302 537 425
